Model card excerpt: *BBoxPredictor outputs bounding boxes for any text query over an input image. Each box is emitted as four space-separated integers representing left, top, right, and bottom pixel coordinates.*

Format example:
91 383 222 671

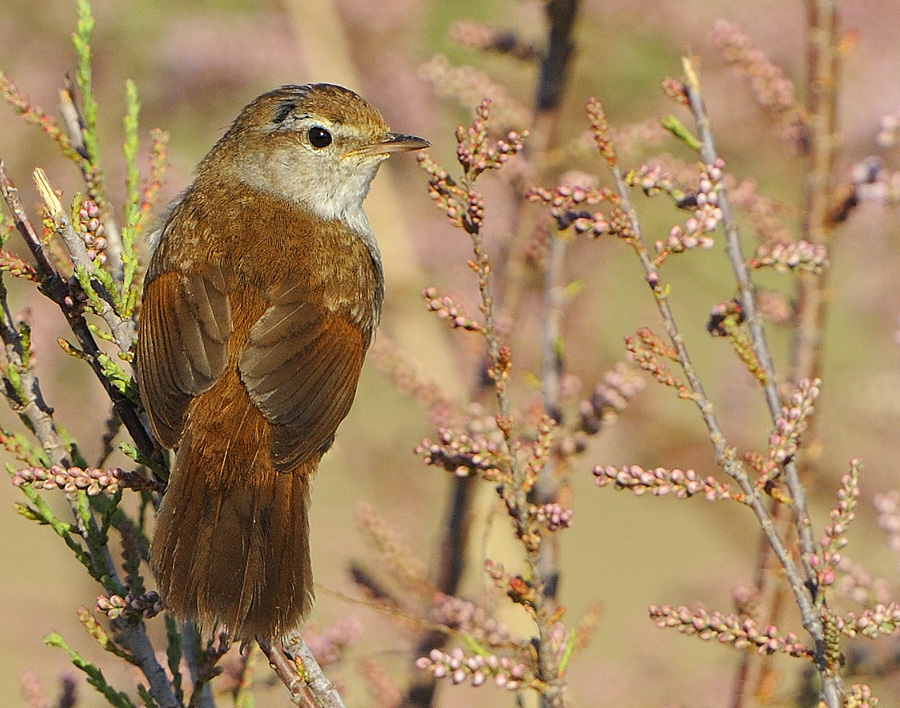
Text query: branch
32 168 136 352
680 59 820 585
0 161 155 460
262 633 347 708
597 98 824 690
0 159 176 707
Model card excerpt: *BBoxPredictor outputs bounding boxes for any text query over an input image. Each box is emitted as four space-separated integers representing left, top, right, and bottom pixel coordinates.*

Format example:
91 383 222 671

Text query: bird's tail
150 410 314 642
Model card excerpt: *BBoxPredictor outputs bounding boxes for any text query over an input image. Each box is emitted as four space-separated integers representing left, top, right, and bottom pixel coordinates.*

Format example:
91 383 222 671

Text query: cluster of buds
482 560 535 606
593 464 736 501
754 290 791 325
484 558 511 589
355 502 429 590
97 591 162 621
833 556 892 606
874 489 900 560
448 20 541 62
585 96 617 165
535 502 573 530
415 647 533 690
525 183 618 238
767 377 820 466
578 362 646 435
419 55 530 132
422 287 483 332
729 178 795 245
77 200 108 264
833 602 900 640
846 684 880 708
711 20 796 113
661 77 689 105
749 239 829 274
652 160 725 264
455 99 527 178
710 21 806 152
627 162 680 198
625 327 694 400
0 250 39 281
418 154 481 232
649 604 811 657
430 594 511 647
731 583 761 618
846 157 900 208
12 464 158 496
811 460 861 587
706 298 744 337
706 299 766 383
416 427 507 481
523 414 554 488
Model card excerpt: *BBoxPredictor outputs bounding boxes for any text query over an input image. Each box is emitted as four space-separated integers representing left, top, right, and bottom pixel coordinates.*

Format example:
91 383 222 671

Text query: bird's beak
351 133 430 158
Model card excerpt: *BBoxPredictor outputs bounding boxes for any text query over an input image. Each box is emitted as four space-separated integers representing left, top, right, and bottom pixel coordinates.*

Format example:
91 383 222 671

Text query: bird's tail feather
151 419 314 641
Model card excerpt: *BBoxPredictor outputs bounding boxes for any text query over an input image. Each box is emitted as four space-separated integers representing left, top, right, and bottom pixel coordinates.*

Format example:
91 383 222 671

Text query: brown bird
136 84 428 641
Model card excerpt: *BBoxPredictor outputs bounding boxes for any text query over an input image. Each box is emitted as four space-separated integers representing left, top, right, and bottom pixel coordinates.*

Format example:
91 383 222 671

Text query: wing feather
137 267 232 447
239 283 367 471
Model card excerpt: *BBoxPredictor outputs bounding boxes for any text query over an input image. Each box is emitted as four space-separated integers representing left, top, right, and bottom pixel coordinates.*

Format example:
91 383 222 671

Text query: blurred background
2 0 900 705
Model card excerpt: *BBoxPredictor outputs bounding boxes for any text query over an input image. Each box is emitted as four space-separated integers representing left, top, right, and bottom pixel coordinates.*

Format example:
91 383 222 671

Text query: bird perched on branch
136 83 428 641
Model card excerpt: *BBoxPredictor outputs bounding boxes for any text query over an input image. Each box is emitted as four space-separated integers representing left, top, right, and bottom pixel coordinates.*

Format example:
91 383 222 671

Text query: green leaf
660 114 701 151
164 614 185 704
121 79 141 300
137 685 160 708
97 352 133 397
45 632 137 708
72 0 99 162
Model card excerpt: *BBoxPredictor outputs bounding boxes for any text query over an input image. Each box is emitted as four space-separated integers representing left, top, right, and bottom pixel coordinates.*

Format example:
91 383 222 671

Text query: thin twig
59 77 125 280
466 195 566 708
680 59 820 585
537 234 566 607
1 160 177 707
180 622 214 708
402 6 579 707
265 633 347 708
791 0 840 386
533 2 580 625
260 642 314 707
33 167 136 351
0 161 155 460
606 127 834 695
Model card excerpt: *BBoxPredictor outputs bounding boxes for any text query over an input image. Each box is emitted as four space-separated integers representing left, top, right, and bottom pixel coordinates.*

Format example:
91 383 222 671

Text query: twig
59 76 124 280
180 622 214 708
604 110 841 703
537 234 566 608
0 161 155 460
264 633 346 708
32 167 136 352
402 5 579 707
1 159 177 707
791 0 840 386
536 0 579 114
533 0 579 662
680 59 821 586
466 185 566 708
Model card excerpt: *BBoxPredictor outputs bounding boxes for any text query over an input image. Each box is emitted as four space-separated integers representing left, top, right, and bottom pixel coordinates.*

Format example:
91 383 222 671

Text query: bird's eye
307 126 332 149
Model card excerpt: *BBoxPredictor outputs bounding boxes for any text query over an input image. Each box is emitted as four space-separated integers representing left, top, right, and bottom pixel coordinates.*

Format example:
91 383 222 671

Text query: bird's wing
136 265 232 448
238 278 368 471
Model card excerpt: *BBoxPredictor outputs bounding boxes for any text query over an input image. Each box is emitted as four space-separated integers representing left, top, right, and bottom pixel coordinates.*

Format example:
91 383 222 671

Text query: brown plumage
136 84 427 641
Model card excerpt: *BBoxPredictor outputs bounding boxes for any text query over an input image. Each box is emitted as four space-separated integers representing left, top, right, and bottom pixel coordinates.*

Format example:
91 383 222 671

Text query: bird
136 83 428 642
